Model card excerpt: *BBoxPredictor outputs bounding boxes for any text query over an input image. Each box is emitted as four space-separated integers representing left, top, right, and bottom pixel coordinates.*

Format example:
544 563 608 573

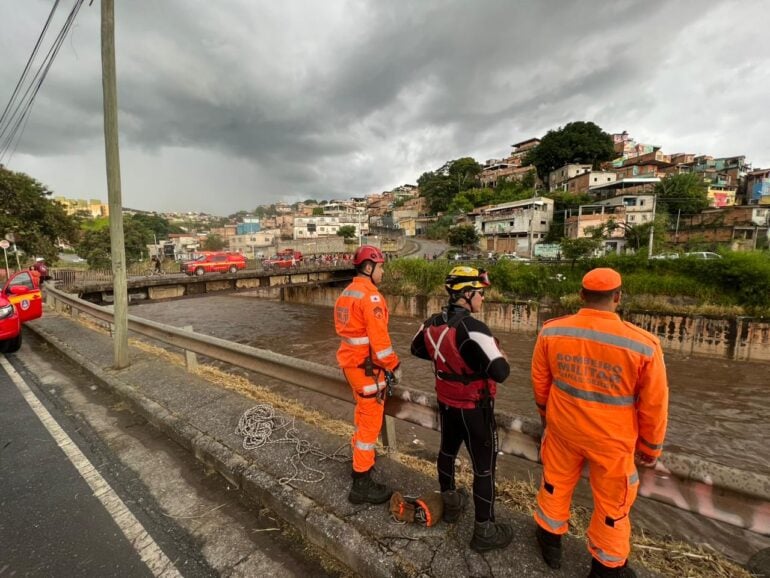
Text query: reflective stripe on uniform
342 289 365 299
629 471 639 485
426 326 450 363
361 382 386 395
541 327 654 357
639 436 663 450
536 505 567 532
355 440 376 451
589 540 625 563
554 379 635 406
375 347 393 360
343 336 370 345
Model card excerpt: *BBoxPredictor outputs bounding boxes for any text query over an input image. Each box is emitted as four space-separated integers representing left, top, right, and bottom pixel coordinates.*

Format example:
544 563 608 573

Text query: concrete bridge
53 263 356 304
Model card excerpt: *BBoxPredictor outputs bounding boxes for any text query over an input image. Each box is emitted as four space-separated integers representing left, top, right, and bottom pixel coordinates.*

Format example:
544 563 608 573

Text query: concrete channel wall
284 286 770 363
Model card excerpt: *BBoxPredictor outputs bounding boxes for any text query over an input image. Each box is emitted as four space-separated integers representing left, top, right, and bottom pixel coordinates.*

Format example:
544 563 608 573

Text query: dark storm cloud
1 0 768 213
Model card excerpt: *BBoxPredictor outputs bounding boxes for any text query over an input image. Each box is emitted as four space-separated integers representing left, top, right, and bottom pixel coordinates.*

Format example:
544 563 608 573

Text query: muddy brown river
131 294 770 477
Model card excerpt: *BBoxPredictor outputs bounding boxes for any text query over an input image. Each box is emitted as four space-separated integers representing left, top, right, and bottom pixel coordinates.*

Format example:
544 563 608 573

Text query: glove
635 451 658 468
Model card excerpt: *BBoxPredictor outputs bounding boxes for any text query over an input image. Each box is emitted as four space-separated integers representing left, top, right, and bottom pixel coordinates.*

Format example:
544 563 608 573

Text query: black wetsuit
411 304 510 522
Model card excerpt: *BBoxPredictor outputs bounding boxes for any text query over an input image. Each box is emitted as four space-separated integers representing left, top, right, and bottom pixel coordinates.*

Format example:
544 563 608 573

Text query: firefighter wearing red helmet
334 244 400 504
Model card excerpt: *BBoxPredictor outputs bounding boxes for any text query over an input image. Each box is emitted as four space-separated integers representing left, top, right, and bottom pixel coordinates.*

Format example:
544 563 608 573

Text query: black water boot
469 520 514 553
347 470 392 505
587 558 637 578
441 489 467 523
536 526 562 569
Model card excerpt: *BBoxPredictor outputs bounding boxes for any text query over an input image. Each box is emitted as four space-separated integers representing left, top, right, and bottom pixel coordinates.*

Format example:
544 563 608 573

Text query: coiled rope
236 404 349 485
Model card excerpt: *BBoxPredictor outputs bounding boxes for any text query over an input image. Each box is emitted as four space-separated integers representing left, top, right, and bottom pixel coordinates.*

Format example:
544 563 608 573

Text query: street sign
0 240 10 249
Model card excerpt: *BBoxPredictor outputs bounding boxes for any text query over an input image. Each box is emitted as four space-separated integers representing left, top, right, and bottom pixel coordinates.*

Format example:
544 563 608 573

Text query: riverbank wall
284 286 770 363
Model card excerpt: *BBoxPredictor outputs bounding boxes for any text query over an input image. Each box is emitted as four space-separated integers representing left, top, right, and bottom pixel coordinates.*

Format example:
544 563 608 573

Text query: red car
261 250 303 270
1 270 43 353
181 252 247 276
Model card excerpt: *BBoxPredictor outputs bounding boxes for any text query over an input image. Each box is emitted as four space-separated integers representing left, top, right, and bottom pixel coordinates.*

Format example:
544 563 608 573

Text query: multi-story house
562 170 617 195
293 214 368 240
228 230 280 258
564 205 628 254
479 138 540 188
548 164 592 191
746 168 770 205
474 197 554 257
53 197 109 218
669 205 769 250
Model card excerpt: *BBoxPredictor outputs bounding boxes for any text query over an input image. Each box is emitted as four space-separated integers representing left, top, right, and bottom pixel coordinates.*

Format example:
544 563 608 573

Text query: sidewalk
26 311 657 577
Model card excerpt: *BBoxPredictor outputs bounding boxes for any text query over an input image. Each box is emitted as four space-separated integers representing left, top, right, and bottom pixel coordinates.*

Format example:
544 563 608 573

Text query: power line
0 0 61 130
0 0 86 165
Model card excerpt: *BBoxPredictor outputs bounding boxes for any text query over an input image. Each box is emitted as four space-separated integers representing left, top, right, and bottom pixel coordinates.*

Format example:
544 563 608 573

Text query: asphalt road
0 335 348 577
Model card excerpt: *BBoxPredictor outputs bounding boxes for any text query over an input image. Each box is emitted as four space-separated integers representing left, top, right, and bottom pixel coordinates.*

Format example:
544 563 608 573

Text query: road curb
25 323 403 577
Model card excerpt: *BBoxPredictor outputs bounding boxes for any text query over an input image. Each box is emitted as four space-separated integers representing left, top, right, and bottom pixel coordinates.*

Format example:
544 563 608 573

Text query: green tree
525 121 615 182
77 215 154 268
425 215 453 240
202 233 225 251
418 157 482 214
0 166 78 263
312 207 325 216
655 173 709 217
561 237 601 265
131 213 183 240
336 225 357 240
447 224 479 251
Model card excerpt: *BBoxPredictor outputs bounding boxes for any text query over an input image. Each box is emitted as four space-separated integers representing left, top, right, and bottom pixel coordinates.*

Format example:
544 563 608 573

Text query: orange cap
582 268 622 291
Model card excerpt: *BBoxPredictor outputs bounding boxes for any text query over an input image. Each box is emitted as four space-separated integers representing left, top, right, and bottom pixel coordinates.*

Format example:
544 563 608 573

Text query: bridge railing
41 284 770 536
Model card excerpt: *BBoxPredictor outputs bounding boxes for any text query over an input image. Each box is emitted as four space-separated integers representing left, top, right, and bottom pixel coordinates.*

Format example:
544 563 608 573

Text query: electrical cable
0 0 85 164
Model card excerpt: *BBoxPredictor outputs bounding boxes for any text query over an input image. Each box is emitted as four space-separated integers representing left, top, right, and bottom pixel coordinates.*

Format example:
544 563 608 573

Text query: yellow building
54 197 109 218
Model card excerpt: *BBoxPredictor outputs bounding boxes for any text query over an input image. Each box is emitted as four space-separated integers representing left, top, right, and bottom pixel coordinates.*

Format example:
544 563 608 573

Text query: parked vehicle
181 252 247 276
684 251 722 260
499 253 530 263
649 252 680 260
1 270 43 353
262 249 303 269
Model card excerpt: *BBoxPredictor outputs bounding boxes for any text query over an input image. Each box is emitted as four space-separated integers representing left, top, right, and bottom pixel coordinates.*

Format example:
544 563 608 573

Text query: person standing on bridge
531 267 668 577
410 266 513 553
334 245 400 505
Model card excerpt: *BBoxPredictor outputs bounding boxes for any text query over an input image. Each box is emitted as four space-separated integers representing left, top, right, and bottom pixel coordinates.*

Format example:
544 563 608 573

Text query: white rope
236 404 350 485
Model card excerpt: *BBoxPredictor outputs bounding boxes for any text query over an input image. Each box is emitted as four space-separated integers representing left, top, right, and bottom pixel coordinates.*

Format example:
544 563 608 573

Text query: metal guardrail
43 284 770 536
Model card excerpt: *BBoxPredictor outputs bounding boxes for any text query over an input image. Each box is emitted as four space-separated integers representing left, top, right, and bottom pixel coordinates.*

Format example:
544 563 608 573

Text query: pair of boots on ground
536 526 637 577
348 469 513 553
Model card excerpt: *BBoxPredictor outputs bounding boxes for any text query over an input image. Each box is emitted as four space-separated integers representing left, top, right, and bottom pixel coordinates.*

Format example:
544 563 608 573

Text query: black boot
347 470 392 505
441 489 467 523
470 520 514 553
536 526 562 569
587 558 637 578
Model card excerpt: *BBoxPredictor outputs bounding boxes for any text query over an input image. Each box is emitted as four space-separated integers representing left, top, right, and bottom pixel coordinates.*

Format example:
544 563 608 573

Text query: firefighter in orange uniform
335 245 400 504
531 268 668 578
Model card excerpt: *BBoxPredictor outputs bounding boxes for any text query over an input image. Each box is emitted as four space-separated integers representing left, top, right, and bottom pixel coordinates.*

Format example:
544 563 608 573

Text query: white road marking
0 357 182 578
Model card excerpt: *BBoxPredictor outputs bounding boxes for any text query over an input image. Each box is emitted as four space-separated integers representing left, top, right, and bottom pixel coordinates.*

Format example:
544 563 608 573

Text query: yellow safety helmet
445 266 491 293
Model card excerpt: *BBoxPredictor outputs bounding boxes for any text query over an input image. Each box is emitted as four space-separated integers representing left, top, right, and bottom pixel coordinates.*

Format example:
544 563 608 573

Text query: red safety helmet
353 245 385 265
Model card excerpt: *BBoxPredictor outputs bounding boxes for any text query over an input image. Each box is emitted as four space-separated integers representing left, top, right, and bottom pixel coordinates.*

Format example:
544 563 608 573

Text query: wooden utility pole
101 0 129 368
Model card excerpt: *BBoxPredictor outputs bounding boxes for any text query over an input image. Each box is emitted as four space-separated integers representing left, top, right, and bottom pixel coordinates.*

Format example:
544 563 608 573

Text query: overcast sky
1 0 768 215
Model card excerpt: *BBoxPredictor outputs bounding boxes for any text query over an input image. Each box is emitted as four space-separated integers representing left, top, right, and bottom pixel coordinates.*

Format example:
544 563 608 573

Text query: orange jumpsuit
335 276 400 473
531 308 668 568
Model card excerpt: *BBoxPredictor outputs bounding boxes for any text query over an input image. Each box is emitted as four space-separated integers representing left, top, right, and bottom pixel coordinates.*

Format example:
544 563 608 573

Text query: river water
130 293 770 477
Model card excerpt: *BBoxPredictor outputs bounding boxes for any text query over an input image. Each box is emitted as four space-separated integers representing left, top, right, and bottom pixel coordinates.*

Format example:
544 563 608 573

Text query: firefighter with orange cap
334 245 400 504
531 267 668 578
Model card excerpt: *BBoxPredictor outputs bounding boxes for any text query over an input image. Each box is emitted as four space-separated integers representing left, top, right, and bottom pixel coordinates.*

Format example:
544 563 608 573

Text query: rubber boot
536 526 562 569
347 470 392 505
441 489 467 523
469 520 514 553
587 558 637 578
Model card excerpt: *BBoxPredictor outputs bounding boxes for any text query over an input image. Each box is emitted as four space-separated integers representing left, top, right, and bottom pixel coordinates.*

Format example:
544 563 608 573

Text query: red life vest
423 314 496 409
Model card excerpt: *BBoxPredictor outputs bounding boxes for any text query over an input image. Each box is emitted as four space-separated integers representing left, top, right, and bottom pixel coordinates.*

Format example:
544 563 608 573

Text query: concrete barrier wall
284 287 770 362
